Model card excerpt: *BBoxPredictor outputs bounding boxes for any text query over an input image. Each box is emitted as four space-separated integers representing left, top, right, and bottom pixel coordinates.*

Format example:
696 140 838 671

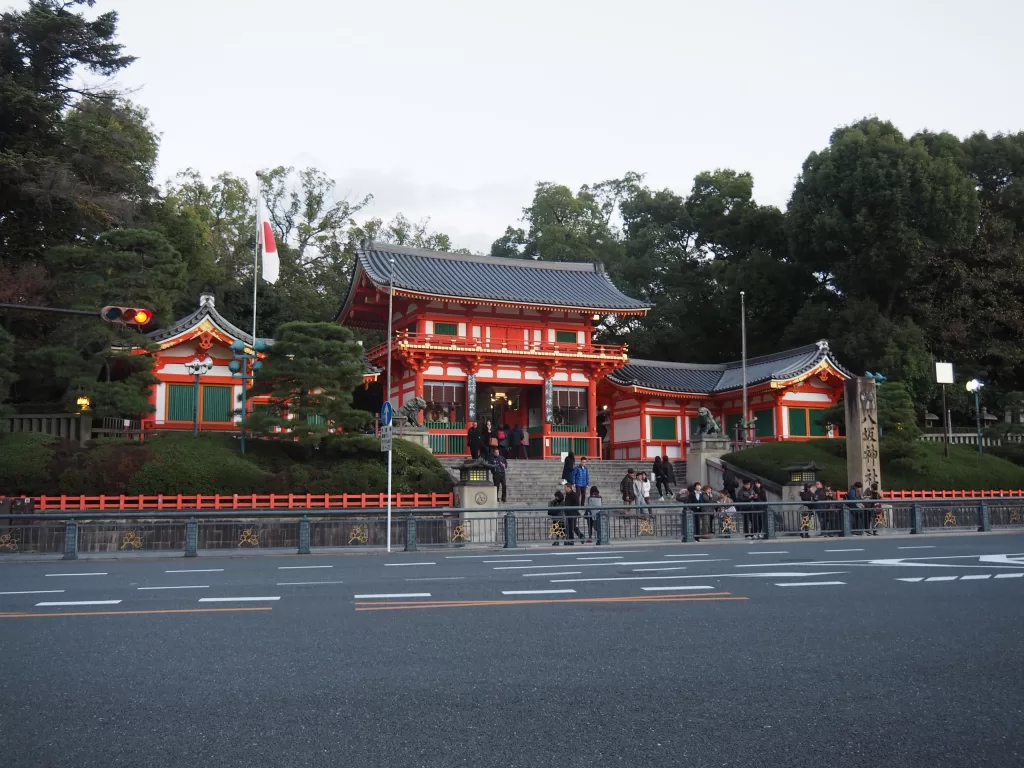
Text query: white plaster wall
614 416 641 442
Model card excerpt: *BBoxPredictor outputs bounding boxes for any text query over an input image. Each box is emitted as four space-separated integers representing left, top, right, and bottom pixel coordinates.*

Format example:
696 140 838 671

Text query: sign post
381 402 394 552
935 362 954 458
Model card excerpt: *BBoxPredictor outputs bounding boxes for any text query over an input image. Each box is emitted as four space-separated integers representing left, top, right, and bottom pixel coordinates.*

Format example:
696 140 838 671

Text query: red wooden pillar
774 396 785 443
639 398 648 462
587 377 598 458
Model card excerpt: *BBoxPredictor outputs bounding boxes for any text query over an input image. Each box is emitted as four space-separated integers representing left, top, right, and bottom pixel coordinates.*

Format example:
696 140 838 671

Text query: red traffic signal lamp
100 306 154 326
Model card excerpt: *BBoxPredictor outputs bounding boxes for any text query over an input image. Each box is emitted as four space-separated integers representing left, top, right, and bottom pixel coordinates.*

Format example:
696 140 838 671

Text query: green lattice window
306 414 326 426
555 330 577 344
202 385 232 423
725 413 744 438
789 408 808 437
754 408 774 437
434 322 458 336
167 384 195 422
809 409 828 437
650 416 676 440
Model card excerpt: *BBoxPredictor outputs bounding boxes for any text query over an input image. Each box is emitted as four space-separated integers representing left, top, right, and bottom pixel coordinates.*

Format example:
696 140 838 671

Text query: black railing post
503 511 517 548
404 515 418 551
597 510 610 545
911 503 923 534
184 518 198 557
298 515 311 554
840 502 852 538
764 504 777 540
978 501 991 532
62 520 78 560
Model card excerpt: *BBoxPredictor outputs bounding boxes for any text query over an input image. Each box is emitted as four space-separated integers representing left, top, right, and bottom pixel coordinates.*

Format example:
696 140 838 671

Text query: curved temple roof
338 244 649 324
608 341 852 396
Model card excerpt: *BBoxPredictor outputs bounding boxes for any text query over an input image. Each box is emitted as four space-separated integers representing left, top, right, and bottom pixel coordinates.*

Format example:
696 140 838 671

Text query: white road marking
577 556 623 560
825 549 864 552
898 546 936 550
924 576 958 582
551 571 848 583
198 596 281 602
896 577 925 582
493 559 727 571
995 573 1024 579
45 573 107 577
502 589 576 595
959 574 991 580
35 600 121 606
404 577 465 582
483 559 531 563
775 581 846 587
633 567 689 572
383 563 435 567
523 571 581 577
278 565 334 570
277 581 346 586
641 586 713 591
753 551 789 555
446 550 641 559
665 553 710 557
354 593 431 599
137 585 209 590
166 568 224 573
0 590 65 595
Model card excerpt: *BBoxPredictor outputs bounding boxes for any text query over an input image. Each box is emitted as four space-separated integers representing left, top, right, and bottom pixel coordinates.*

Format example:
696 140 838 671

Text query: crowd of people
468 421 526 460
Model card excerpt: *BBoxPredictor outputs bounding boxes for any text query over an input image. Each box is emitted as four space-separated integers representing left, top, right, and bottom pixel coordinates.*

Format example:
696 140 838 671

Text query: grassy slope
723 439 1024 491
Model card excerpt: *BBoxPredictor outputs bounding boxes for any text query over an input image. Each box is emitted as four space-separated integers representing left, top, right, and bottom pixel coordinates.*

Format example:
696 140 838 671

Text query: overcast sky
98 0 1024 254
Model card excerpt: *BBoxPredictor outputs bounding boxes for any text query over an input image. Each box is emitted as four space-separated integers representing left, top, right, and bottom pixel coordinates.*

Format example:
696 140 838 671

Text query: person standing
653 456 666 499
561 451 576 492
799 483 814 538
662 456 677 498
482 420 495 455
489 446 508 503
498 423 510 458
572 457 590 505
620 468 637 512
585 486 602 542
548 489 565 545
634 471 648 516
848 480 866 534
510 423 524 459
563 488 584 544
467 423 481 459
751 479 767 538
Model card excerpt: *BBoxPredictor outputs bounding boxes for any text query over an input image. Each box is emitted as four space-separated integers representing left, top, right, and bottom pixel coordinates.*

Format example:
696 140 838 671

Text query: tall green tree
248 322 371 444
0 328 16 422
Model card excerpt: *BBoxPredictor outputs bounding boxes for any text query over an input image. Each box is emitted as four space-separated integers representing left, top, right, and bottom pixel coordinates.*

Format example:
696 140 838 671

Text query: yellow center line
355 594 748 611
0 607 273 619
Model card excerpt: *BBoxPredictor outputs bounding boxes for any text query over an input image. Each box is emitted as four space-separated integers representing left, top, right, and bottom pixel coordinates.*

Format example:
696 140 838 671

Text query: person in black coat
561 451 576 490
509 423 524 459
467 423 481 459
563 489 584 544
662 456 677 497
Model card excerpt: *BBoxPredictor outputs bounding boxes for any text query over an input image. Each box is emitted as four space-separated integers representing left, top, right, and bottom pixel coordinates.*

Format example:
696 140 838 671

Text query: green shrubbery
724 439 1024 491
0 431 452 496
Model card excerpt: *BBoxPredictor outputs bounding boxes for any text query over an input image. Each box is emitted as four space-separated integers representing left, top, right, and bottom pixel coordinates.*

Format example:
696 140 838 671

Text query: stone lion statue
696 406 722 437
397 397 426 427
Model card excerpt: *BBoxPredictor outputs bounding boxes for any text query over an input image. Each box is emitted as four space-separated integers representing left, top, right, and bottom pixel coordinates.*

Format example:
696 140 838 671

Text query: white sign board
380 424 393 452
935 362 955 385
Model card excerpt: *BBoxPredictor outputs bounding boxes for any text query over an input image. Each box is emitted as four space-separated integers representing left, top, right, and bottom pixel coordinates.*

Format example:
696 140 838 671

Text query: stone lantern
782 462 820 502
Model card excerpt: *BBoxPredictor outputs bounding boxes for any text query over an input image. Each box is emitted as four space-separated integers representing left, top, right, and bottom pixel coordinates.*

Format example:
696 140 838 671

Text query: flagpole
252 170 263 345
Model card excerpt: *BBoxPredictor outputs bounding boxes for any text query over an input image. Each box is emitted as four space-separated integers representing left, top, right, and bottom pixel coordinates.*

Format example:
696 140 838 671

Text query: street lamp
966 378 984 454
184 356 214 438
229 339 266 454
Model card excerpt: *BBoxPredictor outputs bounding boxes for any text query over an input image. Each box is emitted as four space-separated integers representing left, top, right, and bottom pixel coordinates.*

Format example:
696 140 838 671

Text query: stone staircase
441 458 688 508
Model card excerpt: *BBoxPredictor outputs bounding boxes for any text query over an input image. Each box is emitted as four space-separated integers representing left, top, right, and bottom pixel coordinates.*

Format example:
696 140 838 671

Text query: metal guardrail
1 498 1023 559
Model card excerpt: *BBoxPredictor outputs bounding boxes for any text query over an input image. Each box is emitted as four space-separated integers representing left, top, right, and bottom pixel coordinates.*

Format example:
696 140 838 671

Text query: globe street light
184 356 214 438
966 378 984 454
229 339 266 454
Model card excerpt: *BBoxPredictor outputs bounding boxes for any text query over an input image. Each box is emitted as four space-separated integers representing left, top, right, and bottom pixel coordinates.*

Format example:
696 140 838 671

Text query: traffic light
100 306 154 326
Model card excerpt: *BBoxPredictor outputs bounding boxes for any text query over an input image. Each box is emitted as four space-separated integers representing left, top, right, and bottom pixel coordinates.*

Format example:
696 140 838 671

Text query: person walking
572 457 590 505
561 451 576 492
662 456 677 498
489 446 508 503
653 456 666 499
563 488 584 544
498 423 510 458
548 489 565 545
510 423 524 459
634 471 649 516
736 479 754 538
585 486 602 542
620 468 637 512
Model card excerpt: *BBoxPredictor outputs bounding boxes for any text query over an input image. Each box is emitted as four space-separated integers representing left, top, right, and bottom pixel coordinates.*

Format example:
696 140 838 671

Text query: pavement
2 533 1023 768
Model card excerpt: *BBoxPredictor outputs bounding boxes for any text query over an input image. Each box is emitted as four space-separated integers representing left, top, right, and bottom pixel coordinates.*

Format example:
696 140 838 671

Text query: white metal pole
386 256 395 553
740 290 748 444
252 171 263 347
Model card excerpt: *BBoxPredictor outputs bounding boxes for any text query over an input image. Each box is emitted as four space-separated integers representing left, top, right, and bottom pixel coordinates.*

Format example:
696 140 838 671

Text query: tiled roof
608 341 852 395
147 294 269 346
340 244 649 317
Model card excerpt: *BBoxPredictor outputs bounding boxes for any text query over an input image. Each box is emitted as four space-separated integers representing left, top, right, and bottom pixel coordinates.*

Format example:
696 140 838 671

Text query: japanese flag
257 193 280 284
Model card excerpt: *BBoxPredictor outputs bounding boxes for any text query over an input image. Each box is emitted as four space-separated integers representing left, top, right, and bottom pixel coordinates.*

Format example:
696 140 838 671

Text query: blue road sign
380 401 394 427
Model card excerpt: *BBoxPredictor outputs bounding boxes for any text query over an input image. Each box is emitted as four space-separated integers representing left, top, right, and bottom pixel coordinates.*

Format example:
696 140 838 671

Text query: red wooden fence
0 492 454 512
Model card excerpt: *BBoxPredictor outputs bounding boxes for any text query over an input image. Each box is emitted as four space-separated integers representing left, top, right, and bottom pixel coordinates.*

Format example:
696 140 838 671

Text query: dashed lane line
354 593 747 612
898 546 936 550
995 573 1024 579
825 549 864 553
775 581 846 587
551 571 848 584
960 574 992 580
483 559 531 563
198 596 281 602
0 607 271 619
633 567 688 572
137 585 209 590
404 577 464 582
493 559 728 571
45 573 107 577
278 565 333 570
276 581 346 586
0 590 65 595
353 593 431 599
445 550 642 559
753 551 789 555
925 576 958 582
900 573 1024 582
665 554 710 557
523 571 581 577
577 556 623 560
641 586 714 591
502 589 576 595
383 563 436 567
166 569 224 573
35 600 122 607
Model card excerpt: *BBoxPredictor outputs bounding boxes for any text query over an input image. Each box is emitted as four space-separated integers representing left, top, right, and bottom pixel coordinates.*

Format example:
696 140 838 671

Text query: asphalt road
2 533 1023 768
